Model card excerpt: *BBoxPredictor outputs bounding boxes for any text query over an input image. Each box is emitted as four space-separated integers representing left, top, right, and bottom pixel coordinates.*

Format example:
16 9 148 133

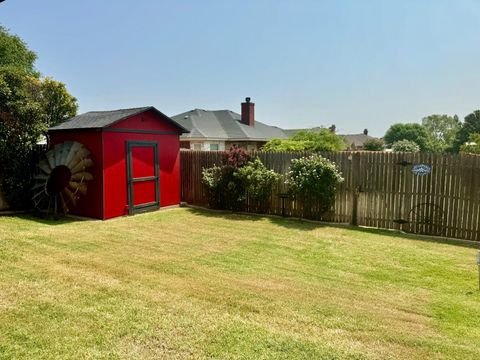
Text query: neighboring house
171 98 287 151
342 130 379 150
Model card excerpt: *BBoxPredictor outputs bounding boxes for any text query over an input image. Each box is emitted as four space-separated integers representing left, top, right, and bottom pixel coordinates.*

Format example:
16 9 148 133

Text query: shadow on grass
184 206 480 250
6 212 83 226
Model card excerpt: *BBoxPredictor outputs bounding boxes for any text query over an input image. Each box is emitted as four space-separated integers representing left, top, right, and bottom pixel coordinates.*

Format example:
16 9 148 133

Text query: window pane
210 144 219 151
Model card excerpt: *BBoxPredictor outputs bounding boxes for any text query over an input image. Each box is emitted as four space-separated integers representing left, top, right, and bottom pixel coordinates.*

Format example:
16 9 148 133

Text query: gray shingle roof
49 106 188 132
342 134 377 147
170 109 287 141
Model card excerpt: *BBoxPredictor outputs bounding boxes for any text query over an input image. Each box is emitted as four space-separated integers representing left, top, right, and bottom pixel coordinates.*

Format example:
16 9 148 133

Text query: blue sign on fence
412 164 432 176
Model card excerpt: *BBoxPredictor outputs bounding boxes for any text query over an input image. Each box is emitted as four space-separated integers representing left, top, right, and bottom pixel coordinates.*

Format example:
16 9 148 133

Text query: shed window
210 144 219 151
192 143 202 150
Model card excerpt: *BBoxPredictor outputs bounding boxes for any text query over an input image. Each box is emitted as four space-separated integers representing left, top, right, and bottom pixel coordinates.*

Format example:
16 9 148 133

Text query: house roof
170 109 287 141
49 106 189 133
342 134 377 147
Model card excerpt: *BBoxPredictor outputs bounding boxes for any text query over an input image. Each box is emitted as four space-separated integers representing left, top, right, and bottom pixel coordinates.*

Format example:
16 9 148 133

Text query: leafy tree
459 133 480 155
422 114 460 153
262 139 314 151
292 129 347 151
263 129 346 152
0 26 78 208
384 123 430 151
363 138 384 151
391 139 420 153
453 110 480 152
0 68 47 208
40 77 78 126
0 26 38 75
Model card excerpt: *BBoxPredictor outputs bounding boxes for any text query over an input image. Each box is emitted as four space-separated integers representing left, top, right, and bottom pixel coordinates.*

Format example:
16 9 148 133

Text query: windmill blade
69 181 87 195
59 193 69 214
34 174 49 182
32 188 46 201
32 141 93 214
32 182 46 191
54 144 63 167
71 171 93 181
71 158 94 174
62 187 77 207
38 159 52 175
46 149 56 170
68 148 91 170
65 142 82 166
59 141 74 165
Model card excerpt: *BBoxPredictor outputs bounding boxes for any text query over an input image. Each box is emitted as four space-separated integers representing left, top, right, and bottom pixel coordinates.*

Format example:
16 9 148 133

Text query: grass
0 207 479 359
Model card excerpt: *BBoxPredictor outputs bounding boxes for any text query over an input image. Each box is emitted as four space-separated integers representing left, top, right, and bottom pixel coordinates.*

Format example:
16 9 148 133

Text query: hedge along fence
180 150 480 242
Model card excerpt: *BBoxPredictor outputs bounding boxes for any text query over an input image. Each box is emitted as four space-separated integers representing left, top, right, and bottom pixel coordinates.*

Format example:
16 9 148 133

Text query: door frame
126 140 160 215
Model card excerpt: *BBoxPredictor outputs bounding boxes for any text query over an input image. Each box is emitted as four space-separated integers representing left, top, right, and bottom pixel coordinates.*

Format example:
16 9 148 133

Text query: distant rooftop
170 109 287 141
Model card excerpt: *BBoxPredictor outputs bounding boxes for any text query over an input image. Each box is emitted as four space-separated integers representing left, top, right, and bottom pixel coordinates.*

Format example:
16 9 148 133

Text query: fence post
350 152 361 226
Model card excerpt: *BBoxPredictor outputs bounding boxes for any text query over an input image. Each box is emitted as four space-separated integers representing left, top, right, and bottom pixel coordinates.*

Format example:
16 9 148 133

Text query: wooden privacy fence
180 150 480 242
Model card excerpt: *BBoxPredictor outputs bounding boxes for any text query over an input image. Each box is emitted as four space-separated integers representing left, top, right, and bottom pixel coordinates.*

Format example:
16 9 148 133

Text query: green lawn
0 208 479 359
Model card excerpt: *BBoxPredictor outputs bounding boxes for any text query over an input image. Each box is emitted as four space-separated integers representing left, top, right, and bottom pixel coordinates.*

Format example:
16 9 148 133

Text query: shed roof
171 109 287 141
49 106 189 133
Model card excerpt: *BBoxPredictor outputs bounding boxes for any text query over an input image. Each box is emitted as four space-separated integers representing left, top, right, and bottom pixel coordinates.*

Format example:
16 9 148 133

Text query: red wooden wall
49 109 182 220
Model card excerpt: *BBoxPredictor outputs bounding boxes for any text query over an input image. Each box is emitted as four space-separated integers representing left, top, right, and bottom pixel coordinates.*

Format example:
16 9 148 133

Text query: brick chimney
241 97 255 127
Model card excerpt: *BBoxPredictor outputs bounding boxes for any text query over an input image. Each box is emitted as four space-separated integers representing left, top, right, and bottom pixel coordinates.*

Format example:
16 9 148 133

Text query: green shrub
286 154 343 217
202 147 249 210
391 139 420 153
235 158 280 212
202 147 279 212
363 138 384 151
459 133 480 154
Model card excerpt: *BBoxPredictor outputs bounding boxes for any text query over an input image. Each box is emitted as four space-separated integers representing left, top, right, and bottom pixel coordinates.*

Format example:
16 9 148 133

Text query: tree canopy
0 26 78 208
0 26 37 76
383 123 430 151
459 133 480 155
421 114 460 153
263 129 347 152
40 77 78 126
453 110 480 152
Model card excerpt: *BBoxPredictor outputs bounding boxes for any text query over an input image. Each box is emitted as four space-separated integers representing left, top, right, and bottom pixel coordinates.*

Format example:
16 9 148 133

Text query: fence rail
180 150 480 242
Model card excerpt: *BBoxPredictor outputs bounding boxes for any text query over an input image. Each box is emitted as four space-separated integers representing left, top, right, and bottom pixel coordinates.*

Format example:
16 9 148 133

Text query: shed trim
103 128 181 135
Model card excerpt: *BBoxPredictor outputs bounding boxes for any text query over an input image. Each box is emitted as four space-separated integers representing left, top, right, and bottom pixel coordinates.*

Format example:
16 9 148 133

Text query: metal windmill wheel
32 141 93 215
408 202 445 236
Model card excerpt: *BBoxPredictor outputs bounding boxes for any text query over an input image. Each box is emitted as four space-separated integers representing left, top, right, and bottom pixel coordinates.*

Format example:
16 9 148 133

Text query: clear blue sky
1 0 480 136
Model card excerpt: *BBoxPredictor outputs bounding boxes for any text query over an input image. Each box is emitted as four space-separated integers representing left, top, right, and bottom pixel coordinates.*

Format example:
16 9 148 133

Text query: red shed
48 107 188 219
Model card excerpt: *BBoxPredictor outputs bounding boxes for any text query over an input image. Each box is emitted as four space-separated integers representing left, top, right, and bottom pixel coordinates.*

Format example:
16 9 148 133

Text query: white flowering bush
286 154 344 216
391 139 420 153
